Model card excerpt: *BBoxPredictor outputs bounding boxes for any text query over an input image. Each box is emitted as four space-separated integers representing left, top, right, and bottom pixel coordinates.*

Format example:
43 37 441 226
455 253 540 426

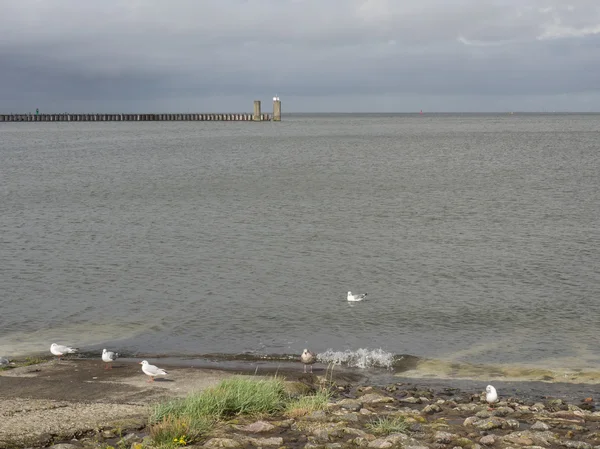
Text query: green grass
365 416 410 435
22 357 46 366
150 376 334 448
285 389 331 418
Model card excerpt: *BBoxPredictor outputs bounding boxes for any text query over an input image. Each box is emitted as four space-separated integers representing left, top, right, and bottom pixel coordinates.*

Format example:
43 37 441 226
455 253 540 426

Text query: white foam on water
317 348 396 370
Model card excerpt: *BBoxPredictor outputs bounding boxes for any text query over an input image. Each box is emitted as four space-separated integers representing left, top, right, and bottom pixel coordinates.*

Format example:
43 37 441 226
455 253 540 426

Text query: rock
368 433 411 449
560 441 593 449
463 417 478 427
400 397 421 404
405 446 429 449
203 438 243 449
479 435 495 446
360 408 374 415
49 445 81 449
434 432 456 444
334 413 359 422
455 438 474 448
492 406 515 417
247 437 284 446
338 399 363 412
325 444 343 449
475 411 492 419
354 437 370 447
240 421 276 432
473 417 506 431
308 411 328 420
502 433 534 446
532 403 546 411
360 394 395 404
504 419 520 430
531 421 550 431
423 404 443 415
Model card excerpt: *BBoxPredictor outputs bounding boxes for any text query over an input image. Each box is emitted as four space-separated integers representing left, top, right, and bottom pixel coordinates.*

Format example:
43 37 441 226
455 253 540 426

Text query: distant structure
273 95 281 122
0 100 278 123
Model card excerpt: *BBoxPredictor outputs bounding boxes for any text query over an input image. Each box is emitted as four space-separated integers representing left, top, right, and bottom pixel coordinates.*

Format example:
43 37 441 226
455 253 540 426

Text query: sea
1 113 599 385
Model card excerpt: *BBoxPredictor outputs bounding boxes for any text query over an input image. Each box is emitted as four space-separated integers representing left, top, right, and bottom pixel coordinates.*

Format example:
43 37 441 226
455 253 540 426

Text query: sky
1 0 599 113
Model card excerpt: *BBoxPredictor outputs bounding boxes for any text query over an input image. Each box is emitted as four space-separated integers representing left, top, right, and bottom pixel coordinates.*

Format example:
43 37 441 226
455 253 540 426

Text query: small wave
317 348 396 370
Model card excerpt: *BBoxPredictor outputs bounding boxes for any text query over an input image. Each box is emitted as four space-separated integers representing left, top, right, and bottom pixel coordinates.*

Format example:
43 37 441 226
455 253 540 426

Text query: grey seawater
1 114 600 379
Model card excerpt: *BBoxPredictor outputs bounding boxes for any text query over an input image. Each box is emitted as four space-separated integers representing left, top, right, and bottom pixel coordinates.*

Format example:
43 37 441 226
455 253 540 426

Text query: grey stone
247 437 284 446
203 438 243 448
530 421 550 431
400 397 421 404
434 431 456 444
474 417 506 431
240 421 276 433
423 404 443 414
49 445 81 449
561 441 593 449
479 435 495 446
360 394 395 404
338 399 363 411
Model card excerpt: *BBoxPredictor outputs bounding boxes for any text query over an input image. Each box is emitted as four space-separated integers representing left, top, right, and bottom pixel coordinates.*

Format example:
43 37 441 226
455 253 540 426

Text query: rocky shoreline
1 359 600 449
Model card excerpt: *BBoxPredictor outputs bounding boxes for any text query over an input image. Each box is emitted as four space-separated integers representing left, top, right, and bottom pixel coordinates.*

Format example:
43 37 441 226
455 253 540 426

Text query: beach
2 357 600 449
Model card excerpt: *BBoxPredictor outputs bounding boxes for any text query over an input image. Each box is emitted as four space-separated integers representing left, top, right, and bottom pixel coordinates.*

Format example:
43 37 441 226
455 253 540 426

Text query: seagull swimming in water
300 349 316 373
347 291 367 302
486 385 499 409
140 360 168 382
102 348 119 370
50 343 78 362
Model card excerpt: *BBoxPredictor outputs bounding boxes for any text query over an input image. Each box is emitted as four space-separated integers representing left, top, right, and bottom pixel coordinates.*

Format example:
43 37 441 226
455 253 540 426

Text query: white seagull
102 348 119 370
485 385 499 409
50 343 78 362
300 349 316 373
140 360 168 382
347 291 368 302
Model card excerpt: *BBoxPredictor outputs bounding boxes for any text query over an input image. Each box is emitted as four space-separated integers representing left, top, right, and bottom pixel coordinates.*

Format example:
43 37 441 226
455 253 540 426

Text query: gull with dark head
50 343 78 362
300 349 316 373
486 385 499 409
140 360 168 382
102 348 119 370
347 291 367 302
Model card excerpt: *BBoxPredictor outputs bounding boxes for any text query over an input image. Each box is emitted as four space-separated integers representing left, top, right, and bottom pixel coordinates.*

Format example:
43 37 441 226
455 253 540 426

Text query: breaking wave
316 348 397 370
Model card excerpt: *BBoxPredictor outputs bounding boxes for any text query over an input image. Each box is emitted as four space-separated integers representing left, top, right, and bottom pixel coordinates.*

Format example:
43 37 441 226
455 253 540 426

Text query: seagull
102 348 119 370
50 343 78 362
347 291 367 302
300 349 316 373
486 385 499 409
0 357 14 367
140 360 168 382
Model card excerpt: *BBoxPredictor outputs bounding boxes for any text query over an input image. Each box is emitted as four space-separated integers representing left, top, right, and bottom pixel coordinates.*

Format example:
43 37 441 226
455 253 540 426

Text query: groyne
0 99 282 123
0 113 270 122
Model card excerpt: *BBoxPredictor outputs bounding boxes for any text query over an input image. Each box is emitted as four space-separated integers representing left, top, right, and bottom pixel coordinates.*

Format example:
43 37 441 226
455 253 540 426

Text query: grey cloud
1 0 600 112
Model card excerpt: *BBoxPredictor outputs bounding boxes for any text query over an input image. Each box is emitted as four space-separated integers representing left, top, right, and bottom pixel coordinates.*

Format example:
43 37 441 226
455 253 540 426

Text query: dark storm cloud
1 1 599 112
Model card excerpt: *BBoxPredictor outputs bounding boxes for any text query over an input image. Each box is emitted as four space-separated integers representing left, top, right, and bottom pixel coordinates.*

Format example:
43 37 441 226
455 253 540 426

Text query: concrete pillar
253 100 261 121
273 99 281 121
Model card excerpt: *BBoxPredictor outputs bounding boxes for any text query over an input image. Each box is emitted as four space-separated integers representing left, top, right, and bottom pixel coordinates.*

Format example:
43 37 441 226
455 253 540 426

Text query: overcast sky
1 0 599 113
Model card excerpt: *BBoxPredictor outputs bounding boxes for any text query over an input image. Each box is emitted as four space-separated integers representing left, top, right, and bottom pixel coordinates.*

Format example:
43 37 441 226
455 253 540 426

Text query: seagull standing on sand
102 348 119 370
486 385 499 409
50 343 78 362
300 349 316 373
140 360 168 382
347 291 367 302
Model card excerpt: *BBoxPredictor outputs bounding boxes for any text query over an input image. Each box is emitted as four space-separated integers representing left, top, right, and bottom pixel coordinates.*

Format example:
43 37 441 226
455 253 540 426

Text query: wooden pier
0 113 271 122
0 100 281 123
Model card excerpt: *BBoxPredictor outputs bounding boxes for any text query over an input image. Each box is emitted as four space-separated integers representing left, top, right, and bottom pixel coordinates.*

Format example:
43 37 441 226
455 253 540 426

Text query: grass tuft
365 415 409 435
285 389 331 418
150 376 288 446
